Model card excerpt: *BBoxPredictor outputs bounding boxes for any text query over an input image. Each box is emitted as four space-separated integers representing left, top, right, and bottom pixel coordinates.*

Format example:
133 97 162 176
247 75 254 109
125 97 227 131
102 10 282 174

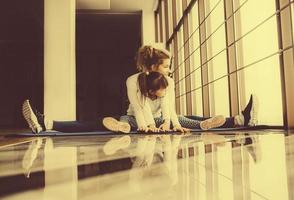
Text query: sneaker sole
200 115 226 130
248 94 259 126
103 136 131 155
102 117 131 133
22 100 42 134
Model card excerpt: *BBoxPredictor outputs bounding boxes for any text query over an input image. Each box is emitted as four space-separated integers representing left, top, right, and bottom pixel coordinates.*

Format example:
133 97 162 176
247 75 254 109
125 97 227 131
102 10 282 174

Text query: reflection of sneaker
103 117 131 133
246 136 261 163
242 94 258 126
22 138 43 178
103 135 131 155
22 100 44 134
200 115 226 130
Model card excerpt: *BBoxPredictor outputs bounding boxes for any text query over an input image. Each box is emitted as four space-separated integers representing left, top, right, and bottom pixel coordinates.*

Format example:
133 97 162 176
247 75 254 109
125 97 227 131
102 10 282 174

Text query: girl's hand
159 121 171 132
148 124 161 133
173 125 191 133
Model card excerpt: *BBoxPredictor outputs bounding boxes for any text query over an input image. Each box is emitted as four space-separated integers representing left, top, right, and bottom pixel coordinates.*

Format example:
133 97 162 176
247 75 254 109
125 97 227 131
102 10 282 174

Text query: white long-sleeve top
126 73 180 128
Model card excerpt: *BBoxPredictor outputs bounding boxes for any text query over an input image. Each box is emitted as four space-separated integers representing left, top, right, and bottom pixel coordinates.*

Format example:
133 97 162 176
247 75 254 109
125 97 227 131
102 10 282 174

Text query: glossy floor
0 130 293 200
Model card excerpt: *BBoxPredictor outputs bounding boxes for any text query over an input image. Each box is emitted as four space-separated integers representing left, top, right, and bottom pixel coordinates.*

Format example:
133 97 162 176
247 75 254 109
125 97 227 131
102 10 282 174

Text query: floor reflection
0 131 293 199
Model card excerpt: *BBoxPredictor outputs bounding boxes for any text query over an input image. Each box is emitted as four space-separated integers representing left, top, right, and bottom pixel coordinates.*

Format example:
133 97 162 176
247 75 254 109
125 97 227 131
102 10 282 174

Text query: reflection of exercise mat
9 125 283 137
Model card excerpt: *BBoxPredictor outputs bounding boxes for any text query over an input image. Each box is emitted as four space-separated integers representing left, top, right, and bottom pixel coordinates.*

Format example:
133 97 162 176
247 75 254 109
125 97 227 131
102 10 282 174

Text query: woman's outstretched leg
22 99 104 133
184 94 258 128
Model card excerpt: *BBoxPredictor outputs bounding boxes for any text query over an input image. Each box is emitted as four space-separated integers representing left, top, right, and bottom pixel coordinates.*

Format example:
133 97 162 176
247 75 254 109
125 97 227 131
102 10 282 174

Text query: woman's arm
126 75 156 129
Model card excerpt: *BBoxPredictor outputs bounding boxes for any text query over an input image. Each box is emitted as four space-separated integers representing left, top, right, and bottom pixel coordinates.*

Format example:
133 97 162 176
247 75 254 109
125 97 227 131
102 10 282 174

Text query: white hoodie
126 73 180 128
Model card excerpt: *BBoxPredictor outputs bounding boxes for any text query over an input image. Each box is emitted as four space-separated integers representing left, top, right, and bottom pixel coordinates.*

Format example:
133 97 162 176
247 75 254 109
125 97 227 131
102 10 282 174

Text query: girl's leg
119 116 165 131
185 115 235 128
177 115 201 129
154 117 165 127
184 115 210 121
178 115 226 130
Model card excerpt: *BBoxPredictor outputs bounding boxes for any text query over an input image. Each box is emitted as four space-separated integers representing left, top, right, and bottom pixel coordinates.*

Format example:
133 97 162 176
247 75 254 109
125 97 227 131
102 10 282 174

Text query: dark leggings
52 119 106 132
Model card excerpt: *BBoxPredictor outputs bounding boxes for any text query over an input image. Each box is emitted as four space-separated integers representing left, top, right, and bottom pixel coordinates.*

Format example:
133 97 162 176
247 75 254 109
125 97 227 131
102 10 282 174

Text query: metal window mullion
164 0 170 45
183 0 192 115
276 0 294 129
172 0 181 113
198 0 210 117
155 12 159 42
224 0 239 117
159 0 164 42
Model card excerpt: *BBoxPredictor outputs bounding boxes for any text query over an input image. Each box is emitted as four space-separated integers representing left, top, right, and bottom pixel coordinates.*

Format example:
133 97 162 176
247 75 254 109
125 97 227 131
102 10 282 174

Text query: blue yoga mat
9 125 283 137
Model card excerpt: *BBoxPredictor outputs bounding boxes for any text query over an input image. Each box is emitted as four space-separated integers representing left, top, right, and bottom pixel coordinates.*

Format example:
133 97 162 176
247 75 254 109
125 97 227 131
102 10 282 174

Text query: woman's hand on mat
137 126 150 132
173 125 190 133
159 121 171 132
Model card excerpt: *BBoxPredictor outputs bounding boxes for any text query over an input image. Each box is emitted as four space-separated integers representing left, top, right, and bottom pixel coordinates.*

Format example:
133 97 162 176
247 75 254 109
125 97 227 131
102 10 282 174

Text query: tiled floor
0 129 293 200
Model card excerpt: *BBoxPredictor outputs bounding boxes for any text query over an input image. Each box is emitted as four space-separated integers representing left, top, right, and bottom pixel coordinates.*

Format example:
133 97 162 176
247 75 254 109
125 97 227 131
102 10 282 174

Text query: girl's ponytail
138 72 148 97
138 71 168 98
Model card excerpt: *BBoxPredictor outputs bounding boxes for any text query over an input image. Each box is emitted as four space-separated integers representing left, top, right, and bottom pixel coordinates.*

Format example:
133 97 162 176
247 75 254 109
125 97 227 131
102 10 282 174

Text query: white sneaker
103 135 131 155
235 94 259 126
22 100 43 134
102 117 131 133
200 115 226 130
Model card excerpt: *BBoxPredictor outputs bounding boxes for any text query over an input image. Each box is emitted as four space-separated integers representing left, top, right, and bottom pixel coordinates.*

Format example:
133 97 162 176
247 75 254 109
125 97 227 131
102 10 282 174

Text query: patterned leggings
120 115 201 130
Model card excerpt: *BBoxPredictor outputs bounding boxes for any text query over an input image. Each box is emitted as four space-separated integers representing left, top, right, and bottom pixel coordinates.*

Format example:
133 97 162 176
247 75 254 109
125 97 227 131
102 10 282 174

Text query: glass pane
209 78 230 116
190 50 202 90
180 95 187 115
235 18 279 68
204 0 222 19
191 89 203 116
168 0 173 38
292 3 294 41
233 0 276 34
237 55 283 125
234 0 282 125
176 0 183 24
161 0 166 42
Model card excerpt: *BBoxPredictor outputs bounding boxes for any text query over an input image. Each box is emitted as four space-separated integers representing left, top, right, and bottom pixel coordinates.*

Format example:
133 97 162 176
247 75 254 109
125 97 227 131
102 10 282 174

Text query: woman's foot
235 94 259 126
22 100 45 134
102 117 131 133
200 115 226 130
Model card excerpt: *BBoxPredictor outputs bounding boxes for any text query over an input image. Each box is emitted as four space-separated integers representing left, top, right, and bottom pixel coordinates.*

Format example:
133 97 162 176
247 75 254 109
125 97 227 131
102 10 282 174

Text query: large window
189 2 203 116
205 0 230 116
234 0 283 125
155 0 294 126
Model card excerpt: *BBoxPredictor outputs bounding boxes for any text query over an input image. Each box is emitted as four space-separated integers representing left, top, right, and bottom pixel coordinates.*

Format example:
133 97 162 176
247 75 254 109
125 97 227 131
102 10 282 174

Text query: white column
44 0 76 120
142 10 156 45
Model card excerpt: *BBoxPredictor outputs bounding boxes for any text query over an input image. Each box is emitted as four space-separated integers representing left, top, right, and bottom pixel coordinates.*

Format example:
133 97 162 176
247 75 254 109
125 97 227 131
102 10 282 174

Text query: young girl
103 71 226 133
